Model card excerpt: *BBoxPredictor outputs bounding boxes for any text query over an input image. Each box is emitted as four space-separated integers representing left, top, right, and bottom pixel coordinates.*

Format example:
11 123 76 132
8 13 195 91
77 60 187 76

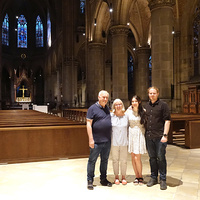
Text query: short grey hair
98 90 109 97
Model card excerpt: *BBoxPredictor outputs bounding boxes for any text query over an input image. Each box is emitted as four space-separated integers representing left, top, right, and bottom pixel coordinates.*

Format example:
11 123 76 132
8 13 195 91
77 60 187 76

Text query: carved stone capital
148 0 175 11
88 42 105 50
136 47 151 56
109 25 130 36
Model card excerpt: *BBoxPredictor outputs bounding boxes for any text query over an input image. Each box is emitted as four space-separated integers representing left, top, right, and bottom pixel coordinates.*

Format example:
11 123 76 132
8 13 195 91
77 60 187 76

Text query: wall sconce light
109 3 113 13
94 18 97 26
172 27 175 35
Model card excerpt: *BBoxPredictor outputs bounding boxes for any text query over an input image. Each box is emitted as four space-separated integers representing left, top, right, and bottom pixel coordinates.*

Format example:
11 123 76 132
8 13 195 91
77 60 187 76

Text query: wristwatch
163 134 168 137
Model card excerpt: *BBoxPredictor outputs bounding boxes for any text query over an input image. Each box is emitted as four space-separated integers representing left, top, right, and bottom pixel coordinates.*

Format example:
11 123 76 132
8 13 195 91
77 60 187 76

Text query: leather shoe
160 180 167 190
147 178 158 187
100 179 112 187
87 180 94 190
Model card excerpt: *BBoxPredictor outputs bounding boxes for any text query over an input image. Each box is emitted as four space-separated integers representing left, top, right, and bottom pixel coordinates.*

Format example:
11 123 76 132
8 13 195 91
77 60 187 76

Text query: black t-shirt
87 102 111 143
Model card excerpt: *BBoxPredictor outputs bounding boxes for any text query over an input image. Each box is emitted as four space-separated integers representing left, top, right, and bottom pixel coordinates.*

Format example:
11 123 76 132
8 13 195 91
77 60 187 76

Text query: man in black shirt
145 86 171 190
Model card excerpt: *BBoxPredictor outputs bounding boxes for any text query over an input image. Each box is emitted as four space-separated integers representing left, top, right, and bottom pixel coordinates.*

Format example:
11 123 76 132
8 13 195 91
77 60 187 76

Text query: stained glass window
128 52 134 99
47 11 51 47
2 13 9 46
149 56 152 87
17 15 27 48
36 15 43 47
80 0 85 14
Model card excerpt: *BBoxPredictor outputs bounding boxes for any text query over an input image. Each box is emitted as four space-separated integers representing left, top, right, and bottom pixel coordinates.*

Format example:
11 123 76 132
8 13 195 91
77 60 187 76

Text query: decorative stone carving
109 25 130 36
136 47 151 56
148 0 175 10
88 42 105 50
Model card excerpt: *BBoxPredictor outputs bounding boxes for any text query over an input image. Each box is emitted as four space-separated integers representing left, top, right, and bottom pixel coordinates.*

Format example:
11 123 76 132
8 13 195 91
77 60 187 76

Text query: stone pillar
86 43 105 106
105 60 112 100
81 72 86 107
72 60 78 107
110 25 129 106
62 58 73 107
148 0 175 102
135 47 151 102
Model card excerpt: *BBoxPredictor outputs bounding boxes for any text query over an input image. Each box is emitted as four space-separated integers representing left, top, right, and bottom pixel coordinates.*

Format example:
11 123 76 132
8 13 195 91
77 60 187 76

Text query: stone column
86 43 105 106
81 72 86 107
148 0 175 102
72 60 78 107
110 25 129 106
135 47 151 102
105 60 112 100
62 57 73 107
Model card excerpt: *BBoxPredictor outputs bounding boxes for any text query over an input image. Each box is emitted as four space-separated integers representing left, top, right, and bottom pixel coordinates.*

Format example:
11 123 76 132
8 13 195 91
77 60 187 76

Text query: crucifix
19 85 28 98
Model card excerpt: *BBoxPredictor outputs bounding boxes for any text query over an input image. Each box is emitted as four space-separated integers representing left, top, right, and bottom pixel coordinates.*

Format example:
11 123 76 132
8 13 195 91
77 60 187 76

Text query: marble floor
0 144 200 200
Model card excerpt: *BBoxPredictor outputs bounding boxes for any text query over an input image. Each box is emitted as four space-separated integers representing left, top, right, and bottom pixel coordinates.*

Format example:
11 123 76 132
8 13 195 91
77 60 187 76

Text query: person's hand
127 105 132 110
161 136 168 143
89 139 95 148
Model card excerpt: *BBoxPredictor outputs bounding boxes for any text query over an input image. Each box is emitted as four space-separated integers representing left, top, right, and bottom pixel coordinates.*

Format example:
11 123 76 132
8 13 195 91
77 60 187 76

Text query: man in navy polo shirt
86 90 112 190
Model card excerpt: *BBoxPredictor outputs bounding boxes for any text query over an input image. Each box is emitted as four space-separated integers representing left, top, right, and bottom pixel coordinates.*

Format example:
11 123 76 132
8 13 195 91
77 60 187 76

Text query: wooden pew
0 110 89 163
63 109 87 123
169 113 200 148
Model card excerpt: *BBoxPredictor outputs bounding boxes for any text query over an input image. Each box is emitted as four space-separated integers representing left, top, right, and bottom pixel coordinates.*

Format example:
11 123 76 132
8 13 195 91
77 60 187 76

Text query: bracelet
163 134 168 137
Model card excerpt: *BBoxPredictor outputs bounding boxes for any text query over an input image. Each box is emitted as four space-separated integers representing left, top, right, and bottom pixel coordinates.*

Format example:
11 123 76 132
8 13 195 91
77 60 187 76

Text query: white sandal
122 179 127 185
115 179 120 185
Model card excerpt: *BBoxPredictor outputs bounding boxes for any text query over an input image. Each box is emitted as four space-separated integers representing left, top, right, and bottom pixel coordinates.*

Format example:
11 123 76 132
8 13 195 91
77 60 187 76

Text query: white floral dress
126 109 147 154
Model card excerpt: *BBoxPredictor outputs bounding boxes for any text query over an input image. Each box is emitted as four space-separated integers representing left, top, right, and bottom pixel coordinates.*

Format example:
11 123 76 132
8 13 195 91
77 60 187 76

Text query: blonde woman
111 99 128 185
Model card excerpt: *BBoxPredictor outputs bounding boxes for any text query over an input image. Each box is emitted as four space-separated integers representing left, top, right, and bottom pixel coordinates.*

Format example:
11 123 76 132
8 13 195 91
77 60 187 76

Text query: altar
15 85 32 103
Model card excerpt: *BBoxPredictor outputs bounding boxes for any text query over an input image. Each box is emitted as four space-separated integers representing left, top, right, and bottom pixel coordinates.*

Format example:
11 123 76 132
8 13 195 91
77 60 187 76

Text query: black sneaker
160 180 167 190
100 179 112 187
87 180 94 190
147 178 158 187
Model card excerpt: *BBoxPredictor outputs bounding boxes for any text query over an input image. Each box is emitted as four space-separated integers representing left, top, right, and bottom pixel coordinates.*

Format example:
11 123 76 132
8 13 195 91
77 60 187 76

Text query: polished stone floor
0 144 200 200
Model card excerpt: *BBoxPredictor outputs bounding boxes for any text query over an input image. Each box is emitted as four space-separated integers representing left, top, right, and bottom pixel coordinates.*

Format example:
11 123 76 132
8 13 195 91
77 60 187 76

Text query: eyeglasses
115 104 122 106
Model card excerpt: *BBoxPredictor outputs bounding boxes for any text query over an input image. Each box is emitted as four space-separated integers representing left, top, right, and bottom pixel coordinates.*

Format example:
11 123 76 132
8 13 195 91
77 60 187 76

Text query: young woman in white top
126 95 147 185
111 99 129 185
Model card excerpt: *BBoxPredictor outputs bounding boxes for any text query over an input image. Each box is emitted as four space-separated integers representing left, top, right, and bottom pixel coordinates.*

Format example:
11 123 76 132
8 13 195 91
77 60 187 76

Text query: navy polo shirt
87 102 112 143
145 99 171 139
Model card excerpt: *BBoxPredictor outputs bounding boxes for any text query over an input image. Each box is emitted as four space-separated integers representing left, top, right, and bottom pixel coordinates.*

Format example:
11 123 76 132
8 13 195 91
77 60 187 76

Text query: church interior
1 0 200 113
1 0 200 199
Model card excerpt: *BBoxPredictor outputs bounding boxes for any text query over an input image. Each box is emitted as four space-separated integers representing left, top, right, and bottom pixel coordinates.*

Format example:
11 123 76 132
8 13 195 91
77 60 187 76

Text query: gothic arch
90 1 110 42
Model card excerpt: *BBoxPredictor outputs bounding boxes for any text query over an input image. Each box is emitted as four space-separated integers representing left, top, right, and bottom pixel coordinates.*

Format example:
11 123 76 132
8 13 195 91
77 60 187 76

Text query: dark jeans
146 138 167 181
87 141 111 182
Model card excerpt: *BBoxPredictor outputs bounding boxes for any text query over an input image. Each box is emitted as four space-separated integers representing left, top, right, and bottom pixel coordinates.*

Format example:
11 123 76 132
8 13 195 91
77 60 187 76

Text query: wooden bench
63 109 87 123
169 113 200 148
0 110 89 163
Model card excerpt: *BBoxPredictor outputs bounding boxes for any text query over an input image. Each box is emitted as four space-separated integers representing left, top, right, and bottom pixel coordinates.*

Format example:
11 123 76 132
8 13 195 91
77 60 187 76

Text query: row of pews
0 110 89 164
1 108 200 164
